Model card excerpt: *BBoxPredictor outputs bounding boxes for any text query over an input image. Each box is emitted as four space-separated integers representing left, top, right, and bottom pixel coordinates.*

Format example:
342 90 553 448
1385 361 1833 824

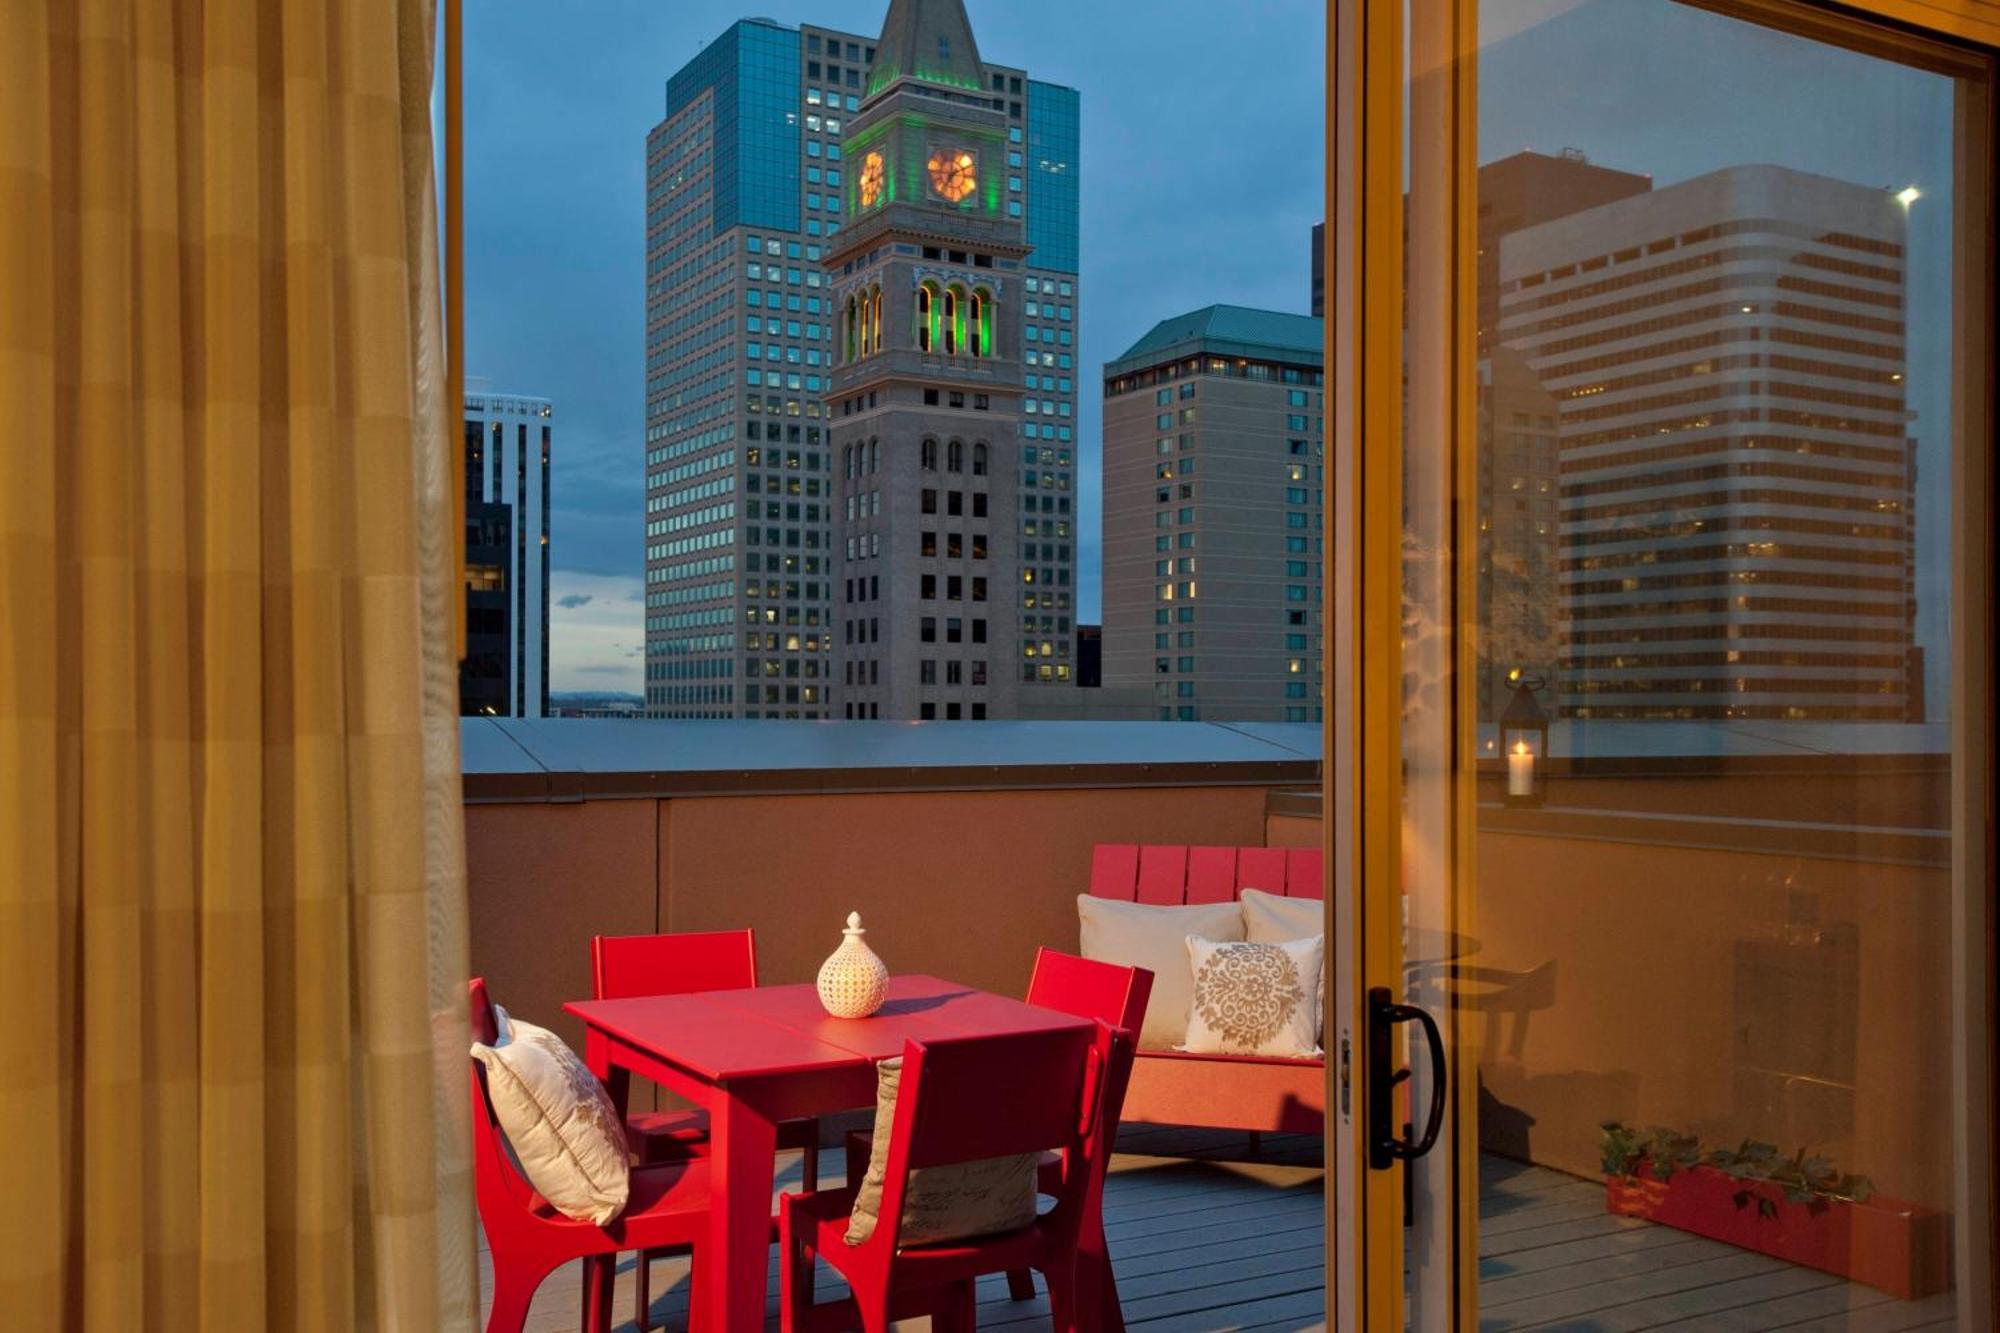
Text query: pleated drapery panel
0 1 476 1329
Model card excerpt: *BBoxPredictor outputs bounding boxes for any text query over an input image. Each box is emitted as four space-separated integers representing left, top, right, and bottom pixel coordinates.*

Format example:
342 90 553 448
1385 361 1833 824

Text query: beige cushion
1077 895 1245 1051
845 1057 1040 1247
1240 887 1324 945
1181 935 1325 1059
471 1006 631 1224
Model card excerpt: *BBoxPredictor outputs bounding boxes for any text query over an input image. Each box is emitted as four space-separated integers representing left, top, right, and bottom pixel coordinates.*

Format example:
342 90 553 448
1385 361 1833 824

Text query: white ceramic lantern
816 912 889 1018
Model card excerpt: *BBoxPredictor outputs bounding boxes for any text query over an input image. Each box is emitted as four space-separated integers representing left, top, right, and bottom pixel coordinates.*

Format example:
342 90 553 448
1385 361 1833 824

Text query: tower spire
868 0 985 98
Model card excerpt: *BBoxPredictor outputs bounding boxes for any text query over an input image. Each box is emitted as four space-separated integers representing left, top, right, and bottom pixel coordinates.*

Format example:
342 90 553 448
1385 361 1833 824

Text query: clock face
927 148 977 204
859 152 885 209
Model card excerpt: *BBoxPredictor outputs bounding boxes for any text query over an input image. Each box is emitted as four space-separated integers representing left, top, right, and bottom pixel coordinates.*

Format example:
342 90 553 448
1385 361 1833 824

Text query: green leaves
1600 1123 1875 1212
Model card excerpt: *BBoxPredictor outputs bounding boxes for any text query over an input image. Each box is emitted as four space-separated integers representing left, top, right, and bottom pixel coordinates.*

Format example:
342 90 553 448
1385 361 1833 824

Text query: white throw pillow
845 1056 1040 1247
1180 935 1324 1059
1240 887 1324 945
1077 895 1245 1051
471 1005 631 1224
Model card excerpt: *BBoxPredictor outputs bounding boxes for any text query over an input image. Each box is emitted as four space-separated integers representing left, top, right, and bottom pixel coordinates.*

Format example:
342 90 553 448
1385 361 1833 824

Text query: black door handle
1367 986 1447 1170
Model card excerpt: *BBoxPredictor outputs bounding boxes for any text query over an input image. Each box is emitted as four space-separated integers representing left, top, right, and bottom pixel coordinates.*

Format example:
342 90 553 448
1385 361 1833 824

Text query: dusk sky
468 0 1953 712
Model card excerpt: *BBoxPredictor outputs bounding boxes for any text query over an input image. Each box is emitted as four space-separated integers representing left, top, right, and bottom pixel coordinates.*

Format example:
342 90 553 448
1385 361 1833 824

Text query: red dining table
565 973 1099 1333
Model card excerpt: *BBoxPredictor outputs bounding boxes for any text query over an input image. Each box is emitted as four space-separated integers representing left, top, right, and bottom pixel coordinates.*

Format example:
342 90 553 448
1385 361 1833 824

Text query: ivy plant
1598 1123 1875 1218
1708 1139 1875 1218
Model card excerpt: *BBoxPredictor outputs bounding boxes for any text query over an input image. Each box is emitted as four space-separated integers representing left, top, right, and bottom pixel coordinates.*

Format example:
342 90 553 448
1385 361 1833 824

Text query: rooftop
1108 305 1324 378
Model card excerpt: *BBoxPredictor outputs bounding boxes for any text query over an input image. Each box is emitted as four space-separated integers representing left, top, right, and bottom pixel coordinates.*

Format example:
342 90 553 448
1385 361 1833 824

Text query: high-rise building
460 389 552 718
1101 306 1325 722
1472 151 1653 720
1498 164 1919 721
643 2 1079 719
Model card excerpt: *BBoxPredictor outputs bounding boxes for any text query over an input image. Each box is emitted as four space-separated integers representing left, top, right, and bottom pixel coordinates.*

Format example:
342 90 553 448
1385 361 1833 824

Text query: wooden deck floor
478 1129 1956 1332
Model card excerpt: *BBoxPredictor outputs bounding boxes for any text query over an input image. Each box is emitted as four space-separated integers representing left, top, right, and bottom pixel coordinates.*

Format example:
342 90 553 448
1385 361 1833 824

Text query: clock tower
827 0 1032 720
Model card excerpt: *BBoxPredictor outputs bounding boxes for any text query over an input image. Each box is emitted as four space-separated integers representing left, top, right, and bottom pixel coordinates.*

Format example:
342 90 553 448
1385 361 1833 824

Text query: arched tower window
972 442 989 476
921 437 939 471
869 284 882 356
973 287 995 359
845 295 858 363
947 439 964 473
916 283 935 353
944 284 965 356
868 438 880 473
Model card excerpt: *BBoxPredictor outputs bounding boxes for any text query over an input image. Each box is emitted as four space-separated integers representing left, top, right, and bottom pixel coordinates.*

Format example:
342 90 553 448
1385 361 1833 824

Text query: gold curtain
0 0 476 1328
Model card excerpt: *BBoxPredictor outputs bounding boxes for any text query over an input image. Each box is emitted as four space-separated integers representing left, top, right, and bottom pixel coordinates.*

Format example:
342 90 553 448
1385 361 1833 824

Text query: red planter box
1604 1163 1951 1300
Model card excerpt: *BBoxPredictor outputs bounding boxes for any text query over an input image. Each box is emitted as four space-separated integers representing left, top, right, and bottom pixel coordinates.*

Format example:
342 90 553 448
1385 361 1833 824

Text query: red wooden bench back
1087 843 1324 906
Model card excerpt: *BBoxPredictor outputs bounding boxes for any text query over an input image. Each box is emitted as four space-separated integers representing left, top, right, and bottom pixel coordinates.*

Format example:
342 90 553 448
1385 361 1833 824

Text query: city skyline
468 0 1951 715
465 0 1325 695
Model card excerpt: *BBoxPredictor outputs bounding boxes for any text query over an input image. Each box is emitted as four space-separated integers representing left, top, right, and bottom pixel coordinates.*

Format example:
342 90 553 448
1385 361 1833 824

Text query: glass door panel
1382 2 1995 1327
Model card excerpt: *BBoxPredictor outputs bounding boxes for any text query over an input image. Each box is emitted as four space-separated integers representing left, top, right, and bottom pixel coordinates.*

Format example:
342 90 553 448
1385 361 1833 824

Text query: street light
1896 185 1922 208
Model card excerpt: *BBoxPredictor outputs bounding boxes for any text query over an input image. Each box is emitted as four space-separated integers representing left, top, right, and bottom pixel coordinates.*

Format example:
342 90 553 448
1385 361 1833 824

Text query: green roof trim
1107 305 1324 377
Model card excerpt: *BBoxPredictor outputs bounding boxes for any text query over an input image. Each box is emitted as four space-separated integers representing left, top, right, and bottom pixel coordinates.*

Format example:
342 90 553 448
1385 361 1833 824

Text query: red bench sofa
1086 842 1328 1137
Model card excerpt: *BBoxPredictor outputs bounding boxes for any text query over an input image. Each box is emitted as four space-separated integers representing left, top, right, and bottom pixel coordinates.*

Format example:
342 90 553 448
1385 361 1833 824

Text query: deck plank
477 1144 1948 1332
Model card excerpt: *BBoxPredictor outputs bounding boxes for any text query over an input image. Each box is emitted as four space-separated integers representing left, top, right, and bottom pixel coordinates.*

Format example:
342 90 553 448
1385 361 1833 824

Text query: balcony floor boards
477 1131 1950 1331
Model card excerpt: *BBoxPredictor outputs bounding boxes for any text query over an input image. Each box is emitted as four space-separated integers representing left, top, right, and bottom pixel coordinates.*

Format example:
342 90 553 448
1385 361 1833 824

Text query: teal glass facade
666 19 801 236
1026 81 1079 273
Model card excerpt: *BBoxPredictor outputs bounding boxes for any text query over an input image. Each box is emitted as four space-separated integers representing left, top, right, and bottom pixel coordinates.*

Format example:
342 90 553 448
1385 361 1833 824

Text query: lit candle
1507 740 1534 798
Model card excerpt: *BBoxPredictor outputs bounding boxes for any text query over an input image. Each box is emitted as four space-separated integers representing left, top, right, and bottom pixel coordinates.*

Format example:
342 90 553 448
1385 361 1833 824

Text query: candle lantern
1500 671 1549 808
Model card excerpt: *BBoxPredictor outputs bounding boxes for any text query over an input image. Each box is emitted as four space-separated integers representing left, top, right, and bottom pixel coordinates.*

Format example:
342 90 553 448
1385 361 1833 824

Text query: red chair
593 929 822 1329
470 978 712 1333
842 948 1154 1314
780 1022 1120 1333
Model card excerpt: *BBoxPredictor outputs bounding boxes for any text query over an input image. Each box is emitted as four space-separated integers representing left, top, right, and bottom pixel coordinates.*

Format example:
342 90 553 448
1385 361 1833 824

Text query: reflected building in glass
1472 150 1653 723
1497 164 1920 721
643 4 1079 718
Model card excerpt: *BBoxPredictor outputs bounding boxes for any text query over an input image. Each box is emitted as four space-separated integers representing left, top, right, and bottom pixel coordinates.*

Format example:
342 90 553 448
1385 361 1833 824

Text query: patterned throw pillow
845 1056 1040 1247
1179 935 1325 1058
471 1005 631 1224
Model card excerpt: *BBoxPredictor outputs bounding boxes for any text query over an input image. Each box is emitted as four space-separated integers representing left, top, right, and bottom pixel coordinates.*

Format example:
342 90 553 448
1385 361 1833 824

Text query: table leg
586 1030 632 1121
706 1090 778 1333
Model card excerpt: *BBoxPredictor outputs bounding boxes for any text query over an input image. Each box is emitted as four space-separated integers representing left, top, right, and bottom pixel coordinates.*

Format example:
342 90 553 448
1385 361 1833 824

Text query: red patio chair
780 1021 1120 1333
470 978 712 1333
593 929 822 1329
842 948 1153 1312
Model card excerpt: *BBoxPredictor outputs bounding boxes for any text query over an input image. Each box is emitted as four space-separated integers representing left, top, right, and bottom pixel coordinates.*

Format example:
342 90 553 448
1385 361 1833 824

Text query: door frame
1323 1 2000 1327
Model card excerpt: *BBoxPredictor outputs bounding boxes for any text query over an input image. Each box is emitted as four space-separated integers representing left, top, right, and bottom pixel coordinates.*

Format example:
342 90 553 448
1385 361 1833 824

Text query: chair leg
582 1254 616 1333
933 1278 978 1333
484 1257 551 1333
1045 1258 1081 1333
778 1210 805 1333
1005 1267 1036 1301
632 1247 654 1332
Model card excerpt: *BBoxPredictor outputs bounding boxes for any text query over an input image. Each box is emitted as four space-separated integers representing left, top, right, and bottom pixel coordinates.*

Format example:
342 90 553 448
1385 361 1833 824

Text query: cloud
548 569 644 694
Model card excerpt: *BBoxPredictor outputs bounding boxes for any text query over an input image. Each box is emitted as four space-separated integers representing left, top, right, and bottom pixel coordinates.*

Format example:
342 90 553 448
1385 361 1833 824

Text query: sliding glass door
1328 2 1995 1327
